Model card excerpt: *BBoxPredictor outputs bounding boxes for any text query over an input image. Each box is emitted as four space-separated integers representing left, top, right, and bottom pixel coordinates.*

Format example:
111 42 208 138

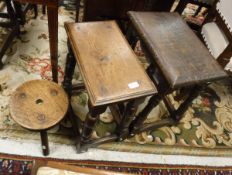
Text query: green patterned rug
0 6 232 157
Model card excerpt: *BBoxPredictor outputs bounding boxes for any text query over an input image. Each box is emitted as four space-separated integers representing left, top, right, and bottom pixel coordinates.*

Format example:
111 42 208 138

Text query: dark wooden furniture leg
129 85 203 134
42 5 46 15
0 0 19 69
175 0 190 14
76 0 80 22
129 94 161 135
33 4 38 18
193 6 202 17
62 41 76 97
117 100 141 141
40 130 49 156
47 4 58 83
62 42 83 151
13 0 59 82
13 2 38 24
171 86 202 121
79 101 107 152
68 104 81 151
13 1 24 23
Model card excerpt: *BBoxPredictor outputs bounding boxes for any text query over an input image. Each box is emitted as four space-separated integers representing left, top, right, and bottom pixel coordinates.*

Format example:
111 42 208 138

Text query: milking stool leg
40 130 49 156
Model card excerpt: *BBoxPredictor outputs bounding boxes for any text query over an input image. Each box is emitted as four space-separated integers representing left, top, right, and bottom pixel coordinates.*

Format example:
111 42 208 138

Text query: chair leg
76 0 80 22
42 5 46 15
174 0 190 15
12 1 25 24
126 23 138 50
0 0 19 69
0 60 3 69
217 45 232 68
193 6 202 17
40 130 49 156
33 5 38 18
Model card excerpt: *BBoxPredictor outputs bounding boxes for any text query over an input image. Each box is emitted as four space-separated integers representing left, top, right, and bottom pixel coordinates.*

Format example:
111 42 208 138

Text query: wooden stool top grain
128 12 228 89
10 80 68 130
65 21 157 107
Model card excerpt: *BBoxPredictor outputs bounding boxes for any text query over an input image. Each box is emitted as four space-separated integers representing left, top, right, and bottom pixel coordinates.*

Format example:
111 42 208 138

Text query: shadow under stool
62 21 157 152
127 12 229 135
9 80 69 156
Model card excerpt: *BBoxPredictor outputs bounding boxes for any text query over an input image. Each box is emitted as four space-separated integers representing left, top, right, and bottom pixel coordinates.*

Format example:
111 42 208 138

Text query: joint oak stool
127 12 228 135
10 80 68 156
63 21 157 152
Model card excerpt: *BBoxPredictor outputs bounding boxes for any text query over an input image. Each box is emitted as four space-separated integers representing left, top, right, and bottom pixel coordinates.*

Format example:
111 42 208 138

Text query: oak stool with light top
63 21 157 152
9 80 68 156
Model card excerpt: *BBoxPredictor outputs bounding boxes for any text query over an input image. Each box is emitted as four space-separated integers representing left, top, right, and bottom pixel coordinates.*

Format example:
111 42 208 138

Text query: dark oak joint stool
127 12 228 135
10 80 68 156
63 21 157 152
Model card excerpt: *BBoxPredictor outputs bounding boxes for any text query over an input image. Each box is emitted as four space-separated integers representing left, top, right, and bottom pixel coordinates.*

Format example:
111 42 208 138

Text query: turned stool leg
79 101 106 152
171 85 203 121
130 94 161 135
62 41 76 97
40 130 49 156
117 99 144 141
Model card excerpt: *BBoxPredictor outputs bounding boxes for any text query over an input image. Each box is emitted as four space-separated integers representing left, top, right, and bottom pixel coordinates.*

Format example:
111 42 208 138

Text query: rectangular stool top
128 12 228 89
65 21 157 107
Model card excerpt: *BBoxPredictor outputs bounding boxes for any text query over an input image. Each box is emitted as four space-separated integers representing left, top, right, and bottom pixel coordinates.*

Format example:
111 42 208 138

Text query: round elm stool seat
9 80 68 156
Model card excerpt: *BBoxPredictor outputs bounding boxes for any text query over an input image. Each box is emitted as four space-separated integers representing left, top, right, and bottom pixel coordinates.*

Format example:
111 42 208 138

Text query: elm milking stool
127 12 228 135
62 21 157 152
9 80 68 156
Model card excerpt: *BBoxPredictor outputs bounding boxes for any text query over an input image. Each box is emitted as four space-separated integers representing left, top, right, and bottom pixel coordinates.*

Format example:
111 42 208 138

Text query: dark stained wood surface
65 21 157 107
128 12 228 88
83 0 175 21
15 0 57 7
10 80 68 130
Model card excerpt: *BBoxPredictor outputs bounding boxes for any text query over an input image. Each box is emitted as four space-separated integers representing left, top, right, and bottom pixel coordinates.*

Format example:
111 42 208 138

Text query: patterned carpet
1 153 232 175
0 5 232 158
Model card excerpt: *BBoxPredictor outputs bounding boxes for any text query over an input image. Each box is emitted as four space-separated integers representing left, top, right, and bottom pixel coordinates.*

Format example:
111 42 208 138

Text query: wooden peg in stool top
9 79 69 131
